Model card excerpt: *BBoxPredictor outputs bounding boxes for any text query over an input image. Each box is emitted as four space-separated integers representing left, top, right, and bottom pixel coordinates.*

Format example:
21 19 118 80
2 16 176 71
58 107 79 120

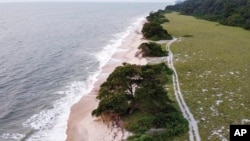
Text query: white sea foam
22 81 92 141
21 17 145 141
1 133 25 140
95 17 145 68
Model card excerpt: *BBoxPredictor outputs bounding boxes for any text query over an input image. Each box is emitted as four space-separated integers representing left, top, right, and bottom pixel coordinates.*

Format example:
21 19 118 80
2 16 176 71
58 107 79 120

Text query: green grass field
162 12 250 140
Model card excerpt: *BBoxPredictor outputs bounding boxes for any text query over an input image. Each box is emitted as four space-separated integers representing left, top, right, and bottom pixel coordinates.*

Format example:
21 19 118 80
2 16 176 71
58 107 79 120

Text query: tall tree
92 63 173 117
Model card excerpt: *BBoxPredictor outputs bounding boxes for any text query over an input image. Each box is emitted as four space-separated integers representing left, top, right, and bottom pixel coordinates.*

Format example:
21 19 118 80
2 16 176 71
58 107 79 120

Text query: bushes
128 134 154 141
157 110 189 137
142 10 172 41
142 22 172 41
138 42 168 57
126 115 155 134
125 109 188 141
147 10 170 24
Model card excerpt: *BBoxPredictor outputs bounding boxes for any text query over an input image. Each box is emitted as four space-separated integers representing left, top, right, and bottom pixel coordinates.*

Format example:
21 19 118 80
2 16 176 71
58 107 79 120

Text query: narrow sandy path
166 38 201 141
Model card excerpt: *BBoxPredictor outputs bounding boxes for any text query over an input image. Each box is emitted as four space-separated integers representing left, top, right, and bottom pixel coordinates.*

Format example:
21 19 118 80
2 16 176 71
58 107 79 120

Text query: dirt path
166 38 201 141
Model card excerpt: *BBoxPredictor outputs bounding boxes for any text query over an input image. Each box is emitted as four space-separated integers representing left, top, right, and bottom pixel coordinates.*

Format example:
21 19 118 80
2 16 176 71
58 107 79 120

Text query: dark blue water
0 2 169 140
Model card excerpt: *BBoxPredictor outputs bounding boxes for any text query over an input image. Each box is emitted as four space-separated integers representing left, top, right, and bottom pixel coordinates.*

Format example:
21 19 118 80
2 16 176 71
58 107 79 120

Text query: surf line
166 38 201 141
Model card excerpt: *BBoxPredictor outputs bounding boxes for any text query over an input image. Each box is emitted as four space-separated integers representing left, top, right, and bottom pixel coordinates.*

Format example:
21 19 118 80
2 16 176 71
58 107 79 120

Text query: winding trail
166 38 201 141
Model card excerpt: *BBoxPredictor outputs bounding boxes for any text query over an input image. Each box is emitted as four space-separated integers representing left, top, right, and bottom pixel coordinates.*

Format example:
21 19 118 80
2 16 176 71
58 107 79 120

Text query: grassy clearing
160 43 167 52
162 12 250 140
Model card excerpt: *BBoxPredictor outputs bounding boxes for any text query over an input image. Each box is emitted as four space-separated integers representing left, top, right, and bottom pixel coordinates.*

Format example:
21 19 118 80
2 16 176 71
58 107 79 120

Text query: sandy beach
66 19 147 141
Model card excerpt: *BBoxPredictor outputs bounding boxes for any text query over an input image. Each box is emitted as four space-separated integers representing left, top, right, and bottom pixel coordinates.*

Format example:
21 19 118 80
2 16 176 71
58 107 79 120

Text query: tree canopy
138 42 168 57
147 10 170 24
92 63 173 117
141 10 173 41
166 0 250 30
92 63 188 140
142 22 172 41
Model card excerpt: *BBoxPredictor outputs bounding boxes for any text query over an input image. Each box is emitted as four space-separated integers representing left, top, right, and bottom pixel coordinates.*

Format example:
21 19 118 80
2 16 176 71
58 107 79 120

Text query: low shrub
138 42 168 57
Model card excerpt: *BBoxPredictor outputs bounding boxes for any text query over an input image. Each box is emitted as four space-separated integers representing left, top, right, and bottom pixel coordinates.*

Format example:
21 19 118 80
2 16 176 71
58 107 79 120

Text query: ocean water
0 2 170 141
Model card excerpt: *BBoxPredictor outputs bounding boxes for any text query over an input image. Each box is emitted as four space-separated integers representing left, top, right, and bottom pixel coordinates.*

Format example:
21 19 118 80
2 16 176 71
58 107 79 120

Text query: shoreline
66 19 147 141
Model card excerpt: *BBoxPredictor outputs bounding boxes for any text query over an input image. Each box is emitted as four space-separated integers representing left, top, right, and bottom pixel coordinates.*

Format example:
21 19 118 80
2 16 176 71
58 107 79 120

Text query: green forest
142 10 172 40
92 63 188 141
166 0 250 29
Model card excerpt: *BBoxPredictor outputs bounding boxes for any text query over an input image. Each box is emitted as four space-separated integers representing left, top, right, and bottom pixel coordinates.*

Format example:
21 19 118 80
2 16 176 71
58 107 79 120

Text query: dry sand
66 20 147 141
